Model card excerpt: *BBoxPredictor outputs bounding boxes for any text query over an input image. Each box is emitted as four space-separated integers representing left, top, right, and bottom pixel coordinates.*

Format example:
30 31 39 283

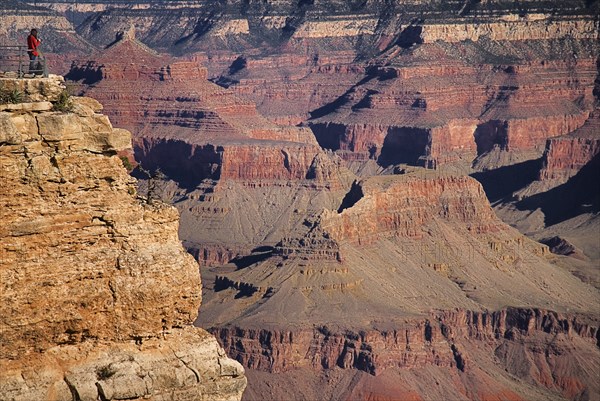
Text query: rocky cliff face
538 112 600 182
513 111 600 199
235 308 600 401
308 48 595 170
0 76 246 401
321 173 501 243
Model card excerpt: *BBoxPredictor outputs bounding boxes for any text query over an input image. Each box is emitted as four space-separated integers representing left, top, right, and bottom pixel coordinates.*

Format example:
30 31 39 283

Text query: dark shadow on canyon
471 158 540 203
133 139 222 190
232 247 275 270
377 127 429 167
514 154 600 226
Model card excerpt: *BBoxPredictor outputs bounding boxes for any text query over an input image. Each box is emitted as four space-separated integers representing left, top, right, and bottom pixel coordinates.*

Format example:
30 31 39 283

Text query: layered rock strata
308 47 595 170
67 35 355 268
515 111 600 199
198 170 599 400
38 0 596 173
538 112 600 182
14 1 598 399
238 307 600 401
0 76 246 401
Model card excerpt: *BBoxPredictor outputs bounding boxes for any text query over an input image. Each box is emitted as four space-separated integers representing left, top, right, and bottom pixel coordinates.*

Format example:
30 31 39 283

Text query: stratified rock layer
197 170 599 400
67 36 355 268
196 173 599 401
0 76 246 401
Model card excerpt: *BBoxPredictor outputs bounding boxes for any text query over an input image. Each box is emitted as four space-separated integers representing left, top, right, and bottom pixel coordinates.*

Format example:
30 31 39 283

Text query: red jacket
27 34 41 56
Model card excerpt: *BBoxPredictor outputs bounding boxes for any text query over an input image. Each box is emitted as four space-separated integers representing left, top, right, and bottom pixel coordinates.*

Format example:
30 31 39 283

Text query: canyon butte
1 0 599 400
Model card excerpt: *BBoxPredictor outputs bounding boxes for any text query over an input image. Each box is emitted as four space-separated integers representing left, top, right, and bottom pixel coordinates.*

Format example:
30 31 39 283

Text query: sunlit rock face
0 76 246 401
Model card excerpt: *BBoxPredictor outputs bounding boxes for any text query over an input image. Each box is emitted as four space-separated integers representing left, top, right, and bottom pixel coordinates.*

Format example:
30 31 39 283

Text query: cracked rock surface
0 76 246 401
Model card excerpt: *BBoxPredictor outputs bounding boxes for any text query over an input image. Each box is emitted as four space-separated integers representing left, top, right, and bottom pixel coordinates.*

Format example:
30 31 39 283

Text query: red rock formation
308 53 595 169
133 137 324 183
196 168 598 399
538 112 600 182
67 35 358 273
68 36 319 179
213 308 598 374
513 111 600 199
321 174 502 244
212 308 599 400
29 3 598 400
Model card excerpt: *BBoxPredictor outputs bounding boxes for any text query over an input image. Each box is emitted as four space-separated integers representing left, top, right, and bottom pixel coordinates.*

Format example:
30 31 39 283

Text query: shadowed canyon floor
1 0 599 400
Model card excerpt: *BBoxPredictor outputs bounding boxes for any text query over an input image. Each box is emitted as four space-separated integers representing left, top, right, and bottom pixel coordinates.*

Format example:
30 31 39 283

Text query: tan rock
0 101 53 112
0 75 66 102
0 112 20 145
71 96 104 114
0 77 246 401
0 328 246 401
9 112 39 141
37 112 83 142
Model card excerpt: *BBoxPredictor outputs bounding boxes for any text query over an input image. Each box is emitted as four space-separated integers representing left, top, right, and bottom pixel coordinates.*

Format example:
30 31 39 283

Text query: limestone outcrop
0 76 246 401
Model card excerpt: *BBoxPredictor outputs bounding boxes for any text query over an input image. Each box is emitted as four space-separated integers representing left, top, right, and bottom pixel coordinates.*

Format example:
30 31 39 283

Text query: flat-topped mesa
134 136 342 187
320 172 503 245
0 76 245 401
221 143 321 181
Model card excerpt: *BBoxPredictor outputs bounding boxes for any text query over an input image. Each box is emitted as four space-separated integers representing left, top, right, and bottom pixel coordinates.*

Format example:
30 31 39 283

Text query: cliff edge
0 76 246 401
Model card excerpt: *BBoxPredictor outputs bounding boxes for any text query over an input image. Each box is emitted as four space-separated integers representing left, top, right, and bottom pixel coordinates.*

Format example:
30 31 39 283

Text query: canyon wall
198 170 599 400
0 76 246 401
13 0 594 171
66 35 355 270
231 308 600 401
321 174 501 244
538 112 600 182
213 308 599 376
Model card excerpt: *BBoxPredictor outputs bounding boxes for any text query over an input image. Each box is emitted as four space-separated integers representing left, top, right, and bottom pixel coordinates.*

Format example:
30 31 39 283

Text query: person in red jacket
27 29 42 74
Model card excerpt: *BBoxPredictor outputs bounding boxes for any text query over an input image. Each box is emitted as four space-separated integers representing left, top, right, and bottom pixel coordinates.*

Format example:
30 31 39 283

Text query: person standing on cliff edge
27 29 42 75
